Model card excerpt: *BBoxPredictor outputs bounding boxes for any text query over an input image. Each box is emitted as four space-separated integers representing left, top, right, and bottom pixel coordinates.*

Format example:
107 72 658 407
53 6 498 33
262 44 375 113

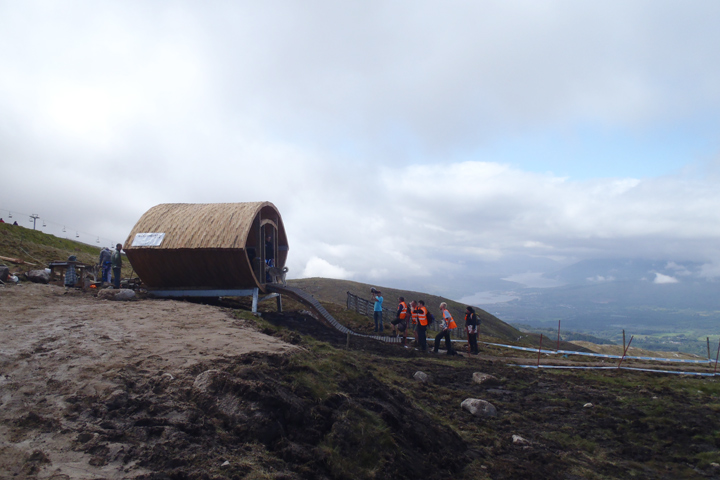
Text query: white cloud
300 257 353 280
665 261 692 276
653 273 679 284
502 273 565 289
699 263 720 280
588 275 615 282
459 291 520 305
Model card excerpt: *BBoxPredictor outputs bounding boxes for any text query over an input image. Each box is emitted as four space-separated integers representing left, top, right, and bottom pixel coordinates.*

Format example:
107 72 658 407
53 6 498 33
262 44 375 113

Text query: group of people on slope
0 218 20 225
371 289 480 355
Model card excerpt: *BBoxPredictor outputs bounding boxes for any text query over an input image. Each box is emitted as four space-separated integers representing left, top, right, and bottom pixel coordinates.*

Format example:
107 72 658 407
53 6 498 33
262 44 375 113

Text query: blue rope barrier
479 341 713 364
514 364 718 377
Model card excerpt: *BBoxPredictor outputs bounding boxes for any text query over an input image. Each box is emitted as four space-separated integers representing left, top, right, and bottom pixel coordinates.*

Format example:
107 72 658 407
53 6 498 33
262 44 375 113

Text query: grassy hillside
288 277 517 338
288 277 587 351
0 223 101 269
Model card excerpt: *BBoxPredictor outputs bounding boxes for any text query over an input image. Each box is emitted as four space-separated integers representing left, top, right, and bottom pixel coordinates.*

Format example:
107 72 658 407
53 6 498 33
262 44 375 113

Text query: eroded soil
2 284 720 479
0 284 297 479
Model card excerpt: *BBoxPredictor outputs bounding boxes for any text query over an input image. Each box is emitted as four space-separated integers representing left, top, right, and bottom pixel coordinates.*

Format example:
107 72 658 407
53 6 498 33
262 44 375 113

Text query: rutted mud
0 283 297 479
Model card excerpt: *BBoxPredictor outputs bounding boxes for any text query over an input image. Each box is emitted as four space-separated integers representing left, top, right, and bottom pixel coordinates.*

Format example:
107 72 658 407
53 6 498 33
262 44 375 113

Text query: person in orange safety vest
416 300 429 352
434 302 457 355
409 300 420 347
391 297 409 340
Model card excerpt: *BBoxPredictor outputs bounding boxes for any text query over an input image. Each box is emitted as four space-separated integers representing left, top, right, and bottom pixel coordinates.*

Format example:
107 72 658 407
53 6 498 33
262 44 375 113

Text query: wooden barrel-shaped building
123 202 288 291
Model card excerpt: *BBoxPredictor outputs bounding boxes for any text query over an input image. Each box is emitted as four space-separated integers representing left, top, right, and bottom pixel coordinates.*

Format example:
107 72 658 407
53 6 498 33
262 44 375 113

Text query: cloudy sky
2 1 720 301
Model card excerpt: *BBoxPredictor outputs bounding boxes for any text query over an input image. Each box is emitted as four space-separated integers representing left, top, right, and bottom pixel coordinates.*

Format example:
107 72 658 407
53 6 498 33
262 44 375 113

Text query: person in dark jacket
111 243 123 289
465 306 480 355
265 234 274 282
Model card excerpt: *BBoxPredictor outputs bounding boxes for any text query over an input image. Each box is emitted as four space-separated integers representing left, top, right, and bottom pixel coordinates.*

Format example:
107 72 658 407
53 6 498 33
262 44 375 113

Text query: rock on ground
472 372 501 385
193 369 227 394
414 371 429 383
461 398 497 417
97 288 136 300
25 269 50 284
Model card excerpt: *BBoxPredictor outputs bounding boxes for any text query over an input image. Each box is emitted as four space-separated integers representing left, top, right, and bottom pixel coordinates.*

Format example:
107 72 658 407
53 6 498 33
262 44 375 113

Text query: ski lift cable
0 207 117 247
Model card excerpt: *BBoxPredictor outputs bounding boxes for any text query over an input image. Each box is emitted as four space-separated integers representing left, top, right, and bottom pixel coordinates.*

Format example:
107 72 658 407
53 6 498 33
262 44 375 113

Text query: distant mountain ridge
476 257 720 356
546 258 706 285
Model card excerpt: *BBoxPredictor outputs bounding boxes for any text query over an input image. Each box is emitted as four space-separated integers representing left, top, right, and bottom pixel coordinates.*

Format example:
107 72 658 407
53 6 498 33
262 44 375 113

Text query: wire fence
477 340 720 377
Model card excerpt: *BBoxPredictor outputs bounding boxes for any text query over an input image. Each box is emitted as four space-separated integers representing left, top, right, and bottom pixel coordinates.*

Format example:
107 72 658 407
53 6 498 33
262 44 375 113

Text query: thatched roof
123 202 288 290
124 202 270 250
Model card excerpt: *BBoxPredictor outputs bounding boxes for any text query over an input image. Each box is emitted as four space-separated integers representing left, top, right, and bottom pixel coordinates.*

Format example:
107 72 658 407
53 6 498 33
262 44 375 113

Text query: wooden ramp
266 285 402 344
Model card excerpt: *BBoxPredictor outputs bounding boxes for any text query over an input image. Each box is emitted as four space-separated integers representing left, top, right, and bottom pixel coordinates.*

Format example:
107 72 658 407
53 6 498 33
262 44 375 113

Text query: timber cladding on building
123 202 288 291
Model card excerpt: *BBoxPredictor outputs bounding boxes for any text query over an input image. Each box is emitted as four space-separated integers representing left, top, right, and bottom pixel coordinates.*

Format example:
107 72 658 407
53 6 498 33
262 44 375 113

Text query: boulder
193 369 225 394
512 434 531 445
472 372 501 385
461 398 497 417
26 269 50 284
413 371 429 383
97 288 135 301
0 265 8 282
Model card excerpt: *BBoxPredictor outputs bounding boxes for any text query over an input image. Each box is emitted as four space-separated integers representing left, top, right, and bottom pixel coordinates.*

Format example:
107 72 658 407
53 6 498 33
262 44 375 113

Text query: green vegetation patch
0 223 101 266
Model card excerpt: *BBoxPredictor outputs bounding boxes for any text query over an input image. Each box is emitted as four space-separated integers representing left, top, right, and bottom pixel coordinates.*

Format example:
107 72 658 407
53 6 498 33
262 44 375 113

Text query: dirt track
0 283 297 479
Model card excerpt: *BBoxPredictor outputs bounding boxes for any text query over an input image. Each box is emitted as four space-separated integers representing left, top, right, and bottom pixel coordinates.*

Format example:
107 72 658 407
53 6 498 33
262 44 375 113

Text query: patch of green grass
286 350 364 401
694 451 720 468
0 222 101 267
543 432 598 453
320 407 395 479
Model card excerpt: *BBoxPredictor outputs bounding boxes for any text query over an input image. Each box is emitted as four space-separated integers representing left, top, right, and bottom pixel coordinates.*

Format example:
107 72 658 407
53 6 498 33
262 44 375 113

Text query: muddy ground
2 284 720 479
0 283 297 479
